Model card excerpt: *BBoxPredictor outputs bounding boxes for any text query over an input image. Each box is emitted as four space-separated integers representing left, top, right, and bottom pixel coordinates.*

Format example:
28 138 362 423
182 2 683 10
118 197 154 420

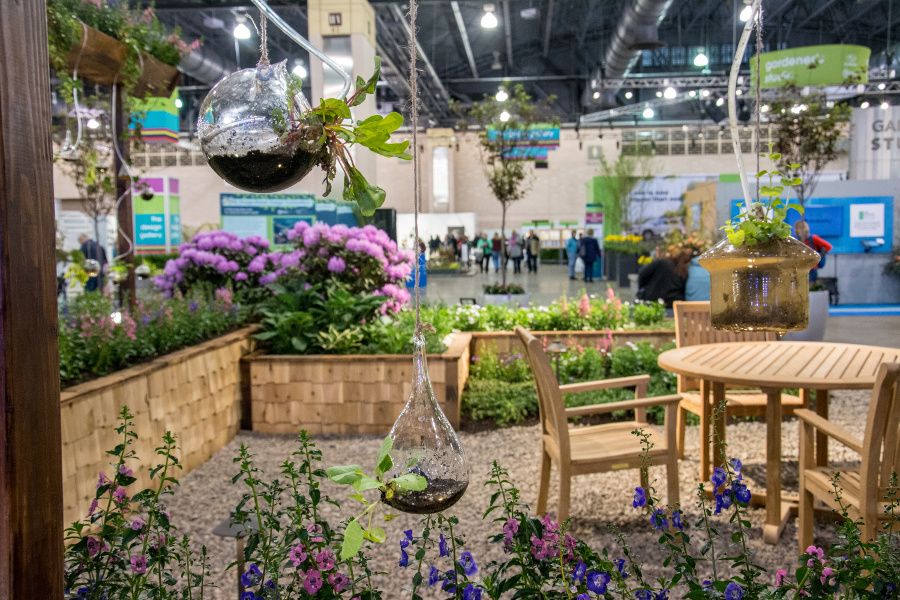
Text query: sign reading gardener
750 44 869 88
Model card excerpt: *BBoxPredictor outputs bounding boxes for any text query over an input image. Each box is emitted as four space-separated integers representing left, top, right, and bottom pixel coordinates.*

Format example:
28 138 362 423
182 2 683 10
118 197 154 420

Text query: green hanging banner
750 44 870 88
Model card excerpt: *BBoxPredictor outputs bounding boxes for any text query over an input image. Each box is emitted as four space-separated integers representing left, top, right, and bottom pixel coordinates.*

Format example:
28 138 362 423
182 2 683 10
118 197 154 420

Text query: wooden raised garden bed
59 327 256 525
247 333 472 435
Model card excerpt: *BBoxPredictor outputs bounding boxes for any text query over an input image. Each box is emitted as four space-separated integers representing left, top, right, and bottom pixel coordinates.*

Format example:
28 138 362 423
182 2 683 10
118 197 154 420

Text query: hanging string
755 5 763 203
407 0 423 335
727 0 762 208
258 11 270 67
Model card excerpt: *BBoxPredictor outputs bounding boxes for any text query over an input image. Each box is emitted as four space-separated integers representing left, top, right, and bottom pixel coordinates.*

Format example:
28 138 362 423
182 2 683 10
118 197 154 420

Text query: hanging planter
132 54 180 98
63 25 127 86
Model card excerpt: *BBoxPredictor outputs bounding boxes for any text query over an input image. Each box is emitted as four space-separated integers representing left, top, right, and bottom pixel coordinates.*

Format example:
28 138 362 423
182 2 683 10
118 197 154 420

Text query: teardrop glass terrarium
197 60 323 193
698 236 820 332
382 333 469 514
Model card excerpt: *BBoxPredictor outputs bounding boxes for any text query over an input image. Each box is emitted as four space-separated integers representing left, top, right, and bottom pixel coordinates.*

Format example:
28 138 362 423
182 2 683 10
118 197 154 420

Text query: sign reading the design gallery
750 44 869 88
849 203 885 238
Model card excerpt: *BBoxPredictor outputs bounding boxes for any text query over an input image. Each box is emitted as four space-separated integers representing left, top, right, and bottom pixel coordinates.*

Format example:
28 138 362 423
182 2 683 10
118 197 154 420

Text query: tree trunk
500 203 507 288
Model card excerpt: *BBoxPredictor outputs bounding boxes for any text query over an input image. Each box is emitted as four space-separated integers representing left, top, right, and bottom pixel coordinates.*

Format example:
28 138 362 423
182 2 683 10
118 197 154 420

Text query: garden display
197 1 409 214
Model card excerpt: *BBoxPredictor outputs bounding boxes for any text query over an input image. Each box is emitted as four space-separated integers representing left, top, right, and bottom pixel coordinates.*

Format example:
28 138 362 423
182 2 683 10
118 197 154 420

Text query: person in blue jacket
565 230 579 280
579 228 601 283
684 256 710 301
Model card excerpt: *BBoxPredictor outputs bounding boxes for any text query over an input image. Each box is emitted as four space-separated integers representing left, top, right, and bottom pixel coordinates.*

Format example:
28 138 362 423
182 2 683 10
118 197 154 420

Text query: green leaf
362 526 386 543
343 167 386 216
375 436 393 476
391 473 428 491
325 465 363 485
340 519 365 560
352 475 383 492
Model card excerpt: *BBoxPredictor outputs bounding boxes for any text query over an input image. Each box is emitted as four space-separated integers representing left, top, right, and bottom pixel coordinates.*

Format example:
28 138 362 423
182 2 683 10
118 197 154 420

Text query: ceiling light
499 110 510 122
701 89 710 98
881 100 890 110
520 7 538 19
760 104 770 113
826 100 835 108
233 16 251 40
860 100 870 109
735 89 743 96
592 91 600 100
292 62 308 78
682 124 689 132
86 117 100 130
688 90 697 98
663 86 677 99
642 105 654 119
490 51 502 70
481 4 498 29
739 4 753 22
693 52 709 68
495 88 509 102
655 90 663 98
174 98 183 109
878 82 886 90
715 97 725 107
624 91 633 99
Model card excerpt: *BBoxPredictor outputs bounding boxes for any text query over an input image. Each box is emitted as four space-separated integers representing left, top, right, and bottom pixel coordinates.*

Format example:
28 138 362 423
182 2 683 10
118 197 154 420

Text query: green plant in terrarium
722 152 804 247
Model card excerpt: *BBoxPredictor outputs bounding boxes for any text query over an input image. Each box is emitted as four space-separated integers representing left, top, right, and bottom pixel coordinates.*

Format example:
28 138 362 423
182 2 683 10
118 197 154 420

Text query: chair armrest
565 394 682 418
559 374 651 395
794 409 863 454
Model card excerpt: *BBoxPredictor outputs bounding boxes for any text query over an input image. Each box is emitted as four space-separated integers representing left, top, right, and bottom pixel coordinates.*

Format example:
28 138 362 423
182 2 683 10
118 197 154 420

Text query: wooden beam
0 0 64 597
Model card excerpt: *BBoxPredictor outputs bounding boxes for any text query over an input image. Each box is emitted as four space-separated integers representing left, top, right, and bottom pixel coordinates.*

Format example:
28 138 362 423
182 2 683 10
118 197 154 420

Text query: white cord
728 0 763 208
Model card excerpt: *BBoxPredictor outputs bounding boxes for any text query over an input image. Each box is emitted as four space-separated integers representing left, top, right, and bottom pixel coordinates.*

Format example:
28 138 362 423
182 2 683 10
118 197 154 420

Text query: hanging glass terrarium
699 236 820 332
83 259 101 278
382 333 469 514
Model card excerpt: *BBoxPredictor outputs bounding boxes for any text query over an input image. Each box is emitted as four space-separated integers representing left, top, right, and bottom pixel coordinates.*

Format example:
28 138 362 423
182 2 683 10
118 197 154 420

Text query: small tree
596 150 654 235
461 84 556 287
767 84 850 207
58 140 117 244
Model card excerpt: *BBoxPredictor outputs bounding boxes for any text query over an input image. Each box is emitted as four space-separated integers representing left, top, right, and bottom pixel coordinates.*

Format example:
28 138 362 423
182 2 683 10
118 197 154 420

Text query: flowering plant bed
64 411 900 599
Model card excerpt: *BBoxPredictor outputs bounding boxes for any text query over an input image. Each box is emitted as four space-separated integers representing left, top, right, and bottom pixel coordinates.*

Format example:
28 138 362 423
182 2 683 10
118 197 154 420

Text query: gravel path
168 390 870 598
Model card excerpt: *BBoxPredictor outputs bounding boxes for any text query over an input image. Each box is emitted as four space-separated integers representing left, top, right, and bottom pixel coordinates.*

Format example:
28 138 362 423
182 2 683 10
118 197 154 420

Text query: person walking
508 231 524 274
78 233 108 293
565 230 579 280
459 233 470 270
491 232 503 273
794 220 832 282
579 228 601 283
477 234 491 273
526 230 541 273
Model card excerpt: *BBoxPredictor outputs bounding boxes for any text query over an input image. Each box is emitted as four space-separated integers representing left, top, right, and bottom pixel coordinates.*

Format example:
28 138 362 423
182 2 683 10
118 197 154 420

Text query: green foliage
483 282 526 295
632 300 667 327
278 58 411 216
597 152 655 235
723 152 804 247
59 293 245 387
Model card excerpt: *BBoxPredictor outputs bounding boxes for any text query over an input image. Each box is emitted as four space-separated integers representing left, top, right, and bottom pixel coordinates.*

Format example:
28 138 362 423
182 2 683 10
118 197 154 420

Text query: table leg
712 381 726 468
763 388 786 544
699 378 711 482
816 389 829 466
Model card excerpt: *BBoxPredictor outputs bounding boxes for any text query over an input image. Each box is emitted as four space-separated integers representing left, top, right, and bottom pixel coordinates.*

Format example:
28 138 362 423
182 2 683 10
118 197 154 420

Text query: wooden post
114 83 137 308
0 0 64 596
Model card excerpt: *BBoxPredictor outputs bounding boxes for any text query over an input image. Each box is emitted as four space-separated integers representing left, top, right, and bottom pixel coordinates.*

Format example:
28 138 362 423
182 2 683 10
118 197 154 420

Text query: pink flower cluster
530 514 576 561
286 539 348 595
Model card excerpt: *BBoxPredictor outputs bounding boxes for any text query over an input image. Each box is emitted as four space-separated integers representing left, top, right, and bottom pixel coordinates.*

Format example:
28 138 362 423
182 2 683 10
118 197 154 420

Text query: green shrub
463 380 537 425
631 299 666 327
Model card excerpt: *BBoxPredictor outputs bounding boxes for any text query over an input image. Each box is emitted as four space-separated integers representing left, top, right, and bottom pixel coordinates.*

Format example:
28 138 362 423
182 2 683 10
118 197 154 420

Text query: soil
382 477 469 514
207 147 320 193
711 302 808 332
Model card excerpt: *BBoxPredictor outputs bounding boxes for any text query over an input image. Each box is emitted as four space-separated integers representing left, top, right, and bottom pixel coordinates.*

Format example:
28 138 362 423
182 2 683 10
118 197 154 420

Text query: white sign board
848 203 885 237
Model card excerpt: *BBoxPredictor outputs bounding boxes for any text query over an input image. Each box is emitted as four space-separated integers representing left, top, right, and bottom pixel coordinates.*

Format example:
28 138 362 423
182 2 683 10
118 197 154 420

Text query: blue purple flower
459 551 478 576
439 533 449 557
712 467 727 489
650 508 668 530
428 565 440 586
462 584 482 600
671 510 683 530
633 486 647 508
572 560 587 583
586 571 610 594
240 563 262 588
725 582 744 600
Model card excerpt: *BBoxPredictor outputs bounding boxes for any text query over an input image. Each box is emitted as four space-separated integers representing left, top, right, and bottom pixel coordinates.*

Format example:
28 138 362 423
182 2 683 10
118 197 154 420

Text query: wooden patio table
658 341 900 544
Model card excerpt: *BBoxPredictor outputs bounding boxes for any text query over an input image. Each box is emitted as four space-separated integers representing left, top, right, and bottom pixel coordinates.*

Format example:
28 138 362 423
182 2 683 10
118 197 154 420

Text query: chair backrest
861 362 900 504
514 326 570 460
673 301 778 391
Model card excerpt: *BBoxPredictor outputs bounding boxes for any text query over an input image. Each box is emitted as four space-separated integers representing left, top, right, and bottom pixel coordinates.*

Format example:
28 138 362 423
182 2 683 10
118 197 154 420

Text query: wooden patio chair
673 301 804 472
515 326 681 521
797 362 900 549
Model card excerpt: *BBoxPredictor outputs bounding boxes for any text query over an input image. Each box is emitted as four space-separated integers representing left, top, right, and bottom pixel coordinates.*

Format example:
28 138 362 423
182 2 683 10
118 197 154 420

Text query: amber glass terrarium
382 333 469 514
698 236 821 332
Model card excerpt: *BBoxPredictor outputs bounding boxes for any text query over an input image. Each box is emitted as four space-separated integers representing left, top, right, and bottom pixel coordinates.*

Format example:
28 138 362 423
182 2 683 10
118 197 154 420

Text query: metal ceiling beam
450 1 478 78
542 0 555 58
796 0 843 30
387 4 450 102
446 74 585 83
503 1 515 67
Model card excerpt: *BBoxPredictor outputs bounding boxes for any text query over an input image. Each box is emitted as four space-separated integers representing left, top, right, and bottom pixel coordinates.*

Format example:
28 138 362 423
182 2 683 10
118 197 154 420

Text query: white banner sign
848 203 885 237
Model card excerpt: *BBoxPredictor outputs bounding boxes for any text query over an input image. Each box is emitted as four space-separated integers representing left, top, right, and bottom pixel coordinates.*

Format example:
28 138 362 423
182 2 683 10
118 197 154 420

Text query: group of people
438 231 542 275
564 229 602 282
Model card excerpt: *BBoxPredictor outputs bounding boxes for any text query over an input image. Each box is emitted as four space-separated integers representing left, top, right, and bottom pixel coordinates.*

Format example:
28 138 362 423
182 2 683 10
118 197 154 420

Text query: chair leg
558 465 571 522
861 518 878 543
537 450 550 516
676 405 687 460
798 488 814 552
699 398 711 481
667 455 680 507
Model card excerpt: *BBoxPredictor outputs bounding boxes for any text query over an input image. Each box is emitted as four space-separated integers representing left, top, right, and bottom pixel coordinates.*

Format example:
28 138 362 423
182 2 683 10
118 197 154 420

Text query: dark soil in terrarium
207 147 320 193
382 477 468 514
711 304 808 332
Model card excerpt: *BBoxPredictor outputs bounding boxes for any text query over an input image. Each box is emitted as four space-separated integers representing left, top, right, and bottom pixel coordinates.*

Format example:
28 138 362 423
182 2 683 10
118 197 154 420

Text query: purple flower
458 551 477 576
725 582 744 600
572 560 587 583
711 467 727 490
428 565 440 586
303 568 323 595
586 571 610 594
733 481 752 504
234 272 248 282
131 518 145 531
117 464 133 477
715 491 733 514
634 590 652 600
130 554 148 574
241 564 262 587
439 533 449 557
86 536 101 557
577 595 589 600
633 486 647 508
112 486 127 505
289 543 307 567
671 510 684 530
315 549 334 571
615 558 628 579
650 508 667 530
502 517 519 546
87 498 98 515
328 572 349 592
462 584 481 600
655 591 669 600
729 457 743 474
441 570 457 593
327 256 346 273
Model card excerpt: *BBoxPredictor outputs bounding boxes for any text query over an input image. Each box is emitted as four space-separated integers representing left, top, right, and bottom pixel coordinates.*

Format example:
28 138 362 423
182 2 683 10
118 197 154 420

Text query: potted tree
462 85 555 305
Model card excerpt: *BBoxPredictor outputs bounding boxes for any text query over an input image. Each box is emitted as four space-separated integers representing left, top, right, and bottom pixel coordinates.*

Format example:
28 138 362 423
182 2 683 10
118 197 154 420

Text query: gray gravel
168 390 870 598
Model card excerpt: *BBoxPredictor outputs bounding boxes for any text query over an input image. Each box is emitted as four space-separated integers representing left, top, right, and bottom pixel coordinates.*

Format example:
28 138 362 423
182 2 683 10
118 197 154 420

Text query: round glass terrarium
197 61 323 193
698 236 821 332
382 333 469 514
83 259 101 278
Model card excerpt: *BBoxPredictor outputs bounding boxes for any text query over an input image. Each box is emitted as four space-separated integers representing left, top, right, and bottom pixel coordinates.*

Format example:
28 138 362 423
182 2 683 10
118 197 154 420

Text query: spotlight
739 4 753 22
86 117 100 130
481 4 498 29
736 89 743 96
681 124 689 132
495 88 509 102
292 61 308 78
499 110 510 122
174 98 183 109
701 89 710 98
663 86 677 99
693 52 709 68
642 105 654 119
715 97 725 107
624 91 633 99
760 104 770 113
233 16 251 40
688 90 697 98
881 100 890 110
592 91 600 100
878 82 886 90
860 101 870 109
655 90 663 98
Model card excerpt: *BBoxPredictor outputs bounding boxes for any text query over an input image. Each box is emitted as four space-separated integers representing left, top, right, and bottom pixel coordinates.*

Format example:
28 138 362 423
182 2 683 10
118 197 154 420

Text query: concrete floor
425 263 900 348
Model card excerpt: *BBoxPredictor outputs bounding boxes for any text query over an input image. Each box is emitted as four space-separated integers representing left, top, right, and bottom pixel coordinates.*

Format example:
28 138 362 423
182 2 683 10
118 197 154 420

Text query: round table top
658 341 900 390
